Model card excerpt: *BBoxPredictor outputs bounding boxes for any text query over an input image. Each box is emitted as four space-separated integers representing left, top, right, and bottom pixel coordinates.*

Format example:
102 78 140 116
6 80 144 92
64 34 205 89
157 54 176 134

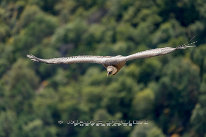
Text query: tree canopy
0 0 206 137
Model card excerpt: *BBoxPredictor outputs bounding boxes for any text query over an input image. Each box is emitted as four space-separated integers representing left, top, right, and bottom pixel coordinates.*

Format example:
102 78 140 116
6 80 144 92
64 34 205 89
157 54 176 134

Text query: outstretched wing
27 54 111 64
125 43 196 61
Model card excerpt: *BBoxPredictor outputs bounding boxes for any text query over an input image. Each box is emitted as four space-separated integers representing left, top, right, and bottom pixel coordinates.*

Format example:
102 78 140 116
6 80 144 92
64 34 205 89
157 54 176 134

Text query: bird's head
107 66 118 76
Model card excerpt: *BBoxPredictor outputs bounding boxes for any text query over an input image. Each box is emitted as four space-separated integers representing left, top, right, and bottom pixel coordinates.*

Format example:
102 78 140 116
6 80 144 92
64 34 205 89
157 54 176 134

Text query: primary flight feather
27 42 196 76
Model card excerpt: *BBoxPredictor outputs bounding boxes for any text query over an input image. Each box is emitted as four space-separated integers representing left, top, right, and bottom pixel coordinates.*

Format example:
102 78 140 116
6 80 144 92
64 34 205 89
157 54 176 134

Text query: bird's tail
27 54 41 62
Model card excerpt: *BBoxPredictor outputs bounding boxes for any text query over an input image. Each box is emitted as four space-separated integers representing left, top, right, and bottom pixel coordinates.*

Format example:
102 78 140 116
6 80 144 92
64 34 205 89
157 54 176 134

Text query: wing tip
176 41 197 49
27 54 40 62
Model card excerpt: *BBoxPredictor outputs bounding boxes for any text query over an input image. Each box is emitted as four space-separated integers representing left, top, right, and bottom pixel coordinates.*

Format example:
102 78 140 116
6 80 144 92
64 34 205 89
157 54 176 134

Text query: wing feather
27 54 110 64
125 44 195 61
125 47 176 61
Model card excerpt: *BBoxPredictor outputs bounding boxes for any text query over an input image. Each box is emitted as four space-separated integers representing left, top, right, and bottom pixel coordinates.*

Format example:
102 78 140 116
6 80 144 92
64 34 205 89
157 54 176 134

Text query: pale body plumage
27 43 196 76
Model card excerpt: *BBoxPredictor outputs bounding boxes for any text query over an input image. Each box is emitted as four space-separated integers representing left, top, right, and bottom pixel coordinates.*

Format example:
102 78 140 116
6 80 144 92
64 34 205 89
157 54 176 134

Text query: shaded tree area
0 0 206 137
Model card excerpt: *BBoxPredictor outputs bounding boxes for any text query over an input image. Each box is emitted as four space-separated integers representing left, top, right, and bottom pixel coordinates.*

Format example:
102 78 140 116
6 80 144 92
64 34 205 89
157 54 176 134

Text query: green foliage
1 59 39 113
0 111 18 137
137 58 162 84
132 88 155 119
191 104 206 136
130 122 165 137
12 5 58 58
0 0 206 137
191 44 206 79
152 20 185 45
155 58 200 134
22 119 57 137
0 23 9 42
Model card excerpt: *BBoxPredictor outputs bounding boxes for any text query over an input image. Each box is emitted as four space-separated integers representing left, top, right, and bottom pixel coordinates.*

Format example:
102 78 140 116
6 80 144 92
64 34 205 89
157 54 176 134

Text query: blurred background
0 0 206 137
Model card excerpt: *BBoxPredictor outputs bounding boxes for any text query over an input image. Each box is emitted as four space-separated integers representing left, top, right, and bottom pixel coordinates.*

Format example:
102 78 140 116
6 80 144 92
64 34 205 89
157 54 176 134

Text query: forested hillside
0 0 206 137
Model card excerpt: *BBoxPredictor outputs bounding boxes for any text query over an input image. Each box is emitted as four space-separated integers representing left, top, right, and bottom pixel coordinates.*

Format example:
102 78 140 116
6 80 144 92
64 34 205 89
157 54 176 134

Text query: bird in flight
27 42 196 76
